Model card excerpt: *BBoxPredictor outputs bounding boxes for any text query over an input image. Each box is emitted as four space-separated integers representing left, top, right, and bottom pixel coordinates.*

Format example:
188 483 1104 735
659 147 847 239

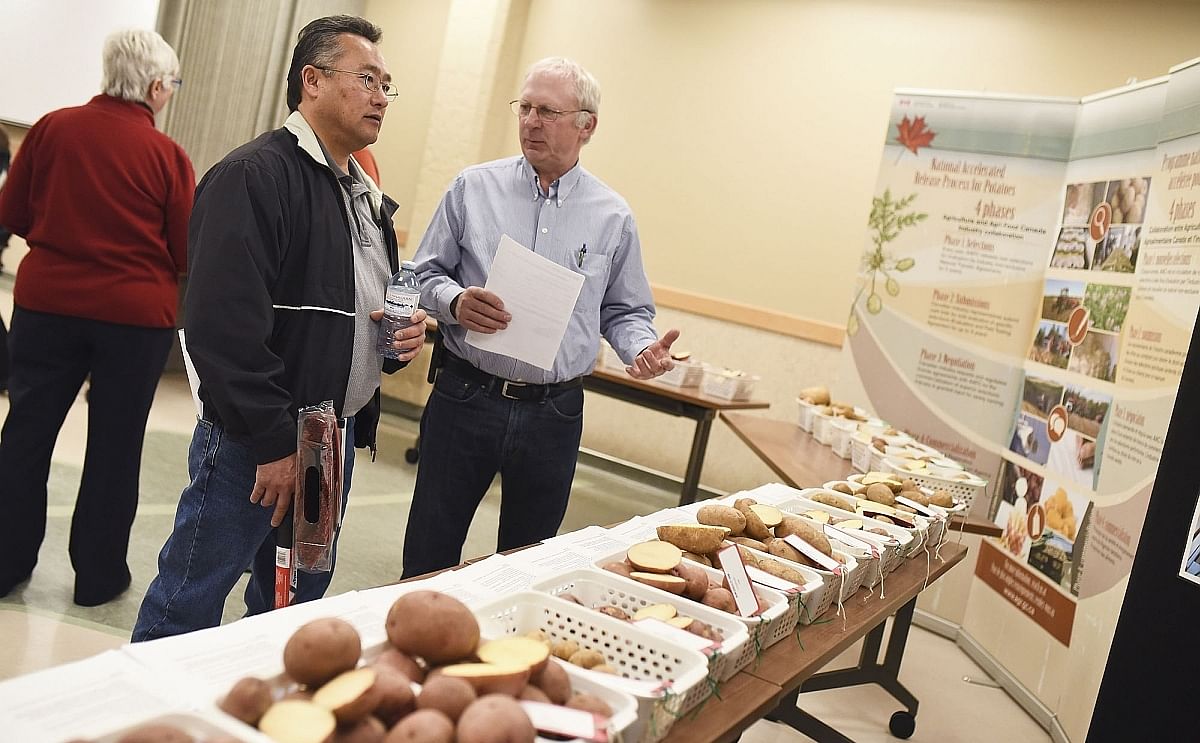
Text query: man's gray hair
101 29 180 103
524 57 600 128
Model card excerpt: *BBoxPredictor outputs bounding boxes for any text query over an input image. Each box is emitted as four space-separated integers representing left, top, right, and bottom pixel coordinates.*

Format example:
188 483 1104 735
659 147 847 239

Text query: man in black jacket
133 16 425 640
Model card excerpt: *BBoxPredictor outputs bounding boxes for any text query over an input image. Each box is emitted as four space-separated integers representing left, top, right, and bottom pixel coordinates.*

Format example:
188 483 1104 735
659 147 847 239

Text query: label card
716 545 763 617
745 564 802 592
858 506 919 529
521 700 608 742
823 523 878 555
782 534 841 572
895 496 943 520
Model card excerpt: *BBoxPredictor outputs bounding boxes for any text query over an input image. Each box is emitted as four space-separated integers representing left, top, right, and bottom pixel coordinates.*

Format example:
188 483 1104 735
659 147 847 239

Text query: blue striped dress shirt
413 156 658 384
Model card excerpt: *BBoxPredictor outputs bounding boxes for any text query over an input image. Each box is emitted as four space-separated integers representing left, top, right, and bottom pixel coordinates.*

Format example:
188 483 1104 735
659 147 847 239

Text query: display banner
843 58 1200 742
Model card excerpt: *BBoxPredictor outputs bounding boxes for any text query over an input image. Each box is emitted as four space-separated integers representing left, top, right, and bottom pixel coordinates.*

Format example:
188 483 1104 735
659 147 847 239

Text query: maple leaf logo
896 115 936 155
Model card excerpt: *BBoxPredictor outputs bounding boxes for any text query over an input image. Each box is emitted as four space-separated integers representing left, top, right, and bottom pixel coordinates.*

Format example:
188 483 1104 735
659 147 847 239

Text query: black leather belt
441 352 581 401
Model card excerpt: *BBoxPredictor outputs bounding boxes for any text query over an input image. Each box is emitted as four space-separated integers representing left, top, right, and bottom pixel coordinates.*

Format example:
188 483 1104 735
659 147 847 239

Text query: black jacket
185 125 402 465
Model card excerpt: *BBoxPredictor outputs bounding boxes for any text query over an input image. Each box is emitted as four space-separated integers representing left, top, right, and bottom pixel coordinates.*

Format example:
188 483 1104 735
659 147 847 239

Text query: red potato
416 674 477 722
312 667 382 724
373 647 426 683
372 666 417 726
629 571 687 594
601 561 634 579
386 591 480 665
218 676 273 726
456 694 536 743
670 559 709 600
333 716 386 743
530 658 572 705
283 617 362 687
383 708 455 743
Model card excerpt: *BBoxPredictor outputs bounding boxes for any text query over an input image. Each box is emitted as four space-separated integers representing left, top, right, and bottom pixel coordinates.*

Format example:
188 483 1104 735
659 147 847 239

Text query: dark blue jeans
132 417 354 641
401 365 584 578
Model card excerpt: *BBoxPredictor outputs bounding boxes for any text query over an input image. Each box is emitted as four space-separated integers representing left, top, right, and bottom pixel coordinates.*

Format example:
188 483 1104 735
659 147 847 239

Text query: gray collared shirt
413 156 658 383
284 111 391 417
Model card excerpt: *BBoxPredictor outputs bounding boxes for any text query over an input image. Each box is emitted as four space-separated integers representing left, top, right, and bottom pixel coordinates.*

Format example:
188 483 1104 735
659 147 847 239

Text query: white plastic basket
881 460 986 511
849 436 873 472
785 489 925 559
811 412 837 444
735 542 863 621
779 496 909 577
531 569 751 683
591 548 798 653
829 419 859 459
474 591 710 743
796 398 822 432
701 368 759 401
657 359 705 388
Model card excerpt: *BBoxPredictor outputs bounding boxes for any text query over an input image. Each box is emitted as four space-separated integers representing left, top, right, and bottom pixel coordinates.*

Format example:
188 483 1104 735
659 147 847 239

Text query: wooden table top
586 367 771 411
720 412 1001 538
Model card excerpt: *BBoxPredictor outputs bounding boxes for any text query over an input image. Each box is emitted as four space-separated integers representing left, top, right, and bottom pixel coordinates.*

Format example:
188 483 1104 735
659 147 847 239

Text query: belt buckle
500 380 527 400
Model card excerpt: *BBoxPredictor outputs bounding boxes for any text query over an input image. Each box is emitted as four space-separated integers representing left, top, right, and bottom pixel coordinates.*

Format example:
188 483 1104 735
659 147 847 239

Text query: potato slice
629 571 688 594
837 519 864 530
633 603 677 621
626 540 683 573
656 524 729 554
259 700 337 743
312 667 381 724
667 616 694 630
803 510 831 524
440 662 531 697
749 503 784 528
476 636 551 675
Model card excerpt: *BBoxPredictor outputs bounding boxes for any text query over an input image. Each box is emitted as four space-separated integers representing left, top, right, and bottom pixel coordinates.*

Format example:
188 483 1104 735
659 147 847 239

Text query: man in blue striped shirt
403 57 679 577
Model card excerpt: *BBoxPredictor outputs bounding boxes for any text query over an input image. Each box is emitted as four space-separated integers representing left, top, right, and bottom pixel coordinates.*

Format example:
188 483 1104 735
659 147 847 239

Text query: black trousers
0 306 172 601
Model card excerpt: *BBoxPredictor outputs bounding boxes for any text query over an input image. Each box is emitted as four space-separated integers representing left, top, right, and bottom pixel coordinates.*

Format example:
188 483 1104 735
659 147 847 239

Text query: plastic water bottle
377 260 421 359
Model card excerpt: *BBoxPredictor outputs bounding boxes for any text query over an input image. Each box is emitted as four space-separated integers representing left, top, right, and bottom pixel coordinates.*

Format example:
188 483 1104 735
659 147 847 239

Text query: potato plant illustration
848 189 926 335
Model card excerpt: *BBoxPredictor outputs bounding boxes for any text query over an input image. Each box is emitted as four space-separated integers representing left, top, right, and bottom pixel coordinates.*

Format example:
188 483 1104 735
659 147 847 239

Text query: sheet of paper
543 525 637 555
465 234 585 370
506 543 593 577
0 651 186 742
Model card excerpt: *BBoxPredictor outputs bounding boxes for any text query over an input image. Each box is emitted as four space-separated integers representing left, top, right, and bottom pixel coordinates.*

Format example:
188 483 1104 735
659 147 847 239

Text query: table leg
764 687 857 743
680 410 716 506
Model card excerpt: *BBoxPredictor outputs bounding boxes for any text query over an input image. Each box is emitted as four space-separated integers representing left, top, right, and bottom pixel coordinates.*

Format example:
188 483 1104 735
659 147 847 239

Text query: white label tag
822 524 878 555
521 700 607 742
745 564 801 592
633 618 719 654
782 534 841 572
274 546 290 569
895 495 943 520
858 506 918 529
716 545 763 617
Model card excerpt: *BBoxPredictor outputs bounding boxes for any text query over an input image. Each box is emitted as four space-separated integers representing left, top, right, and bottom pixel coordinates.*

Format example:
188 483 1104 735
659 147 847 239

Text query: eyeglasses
510 100 593 122
321 68 398 100
167 78 182 90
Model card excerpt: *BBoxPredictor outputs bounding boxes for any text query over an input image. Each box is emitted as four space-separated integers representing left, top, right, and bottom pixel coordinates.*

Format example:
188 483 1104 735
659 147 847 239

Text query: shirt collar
285 110 384 213
519 157 583 205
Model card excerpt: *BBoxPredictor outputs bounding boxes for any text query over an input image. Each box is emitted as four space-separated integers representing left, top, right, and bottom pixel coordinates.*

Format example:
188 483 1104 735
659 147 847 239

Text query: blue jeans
132 417 354 641
400 364 583 578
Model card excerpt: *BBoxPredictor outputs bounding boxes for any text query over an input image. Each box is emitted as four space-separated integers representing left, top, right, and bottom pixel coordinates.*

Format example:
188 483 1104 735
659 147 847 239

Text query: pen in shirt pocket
577 243 587 268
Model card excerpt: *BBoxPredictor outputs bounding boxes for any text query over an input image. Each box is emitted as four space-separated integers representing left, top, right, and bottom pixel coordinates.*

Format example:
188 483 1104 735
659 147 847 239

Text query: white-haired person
401 57 681 578
0 29 194 605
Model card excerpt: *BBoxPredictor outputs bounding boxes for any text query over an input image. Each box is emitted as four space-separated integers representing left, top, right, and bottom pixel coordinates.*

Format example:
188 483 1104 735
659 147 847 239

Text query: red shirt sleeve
0 124 41 237
165 145 196 275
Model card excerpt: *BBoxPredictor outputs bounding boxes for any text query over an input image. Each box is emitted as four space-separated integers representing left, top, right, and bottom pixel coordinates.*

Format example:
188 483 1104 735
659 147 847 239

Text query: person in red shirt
0 29 195 605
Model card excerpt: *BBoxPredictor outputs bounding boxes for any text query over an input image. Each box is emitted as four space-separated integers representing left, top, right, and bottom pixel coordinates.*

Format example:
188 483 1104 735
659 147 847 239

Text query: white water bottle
377 260 420 359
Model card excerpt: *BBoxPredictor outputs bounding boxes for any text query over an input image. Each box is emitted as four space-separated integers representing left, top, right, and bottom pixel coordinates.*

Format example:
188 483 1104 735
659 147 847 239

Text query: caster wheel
889 711 915 739
404 447 420 464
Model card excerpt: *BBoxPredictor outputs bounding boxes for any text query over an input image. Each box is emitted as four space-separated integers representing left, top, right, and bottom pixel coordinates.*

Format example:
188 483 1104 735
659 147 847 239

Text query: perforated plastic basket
778 495 909 576
811 412 837 444
829 419 858 459
531 569 751 682
701 368 759 401
796 398 822 432
881 460 986 511
473 591 710 743
591 548 798 653
849 436 873 472
657 359 705 388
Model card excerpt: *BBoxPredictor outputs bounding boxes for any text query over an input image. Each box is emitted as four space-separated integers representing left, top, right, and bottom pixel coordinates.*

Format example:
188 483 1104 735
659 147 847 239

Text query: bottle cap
401 260 417 270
